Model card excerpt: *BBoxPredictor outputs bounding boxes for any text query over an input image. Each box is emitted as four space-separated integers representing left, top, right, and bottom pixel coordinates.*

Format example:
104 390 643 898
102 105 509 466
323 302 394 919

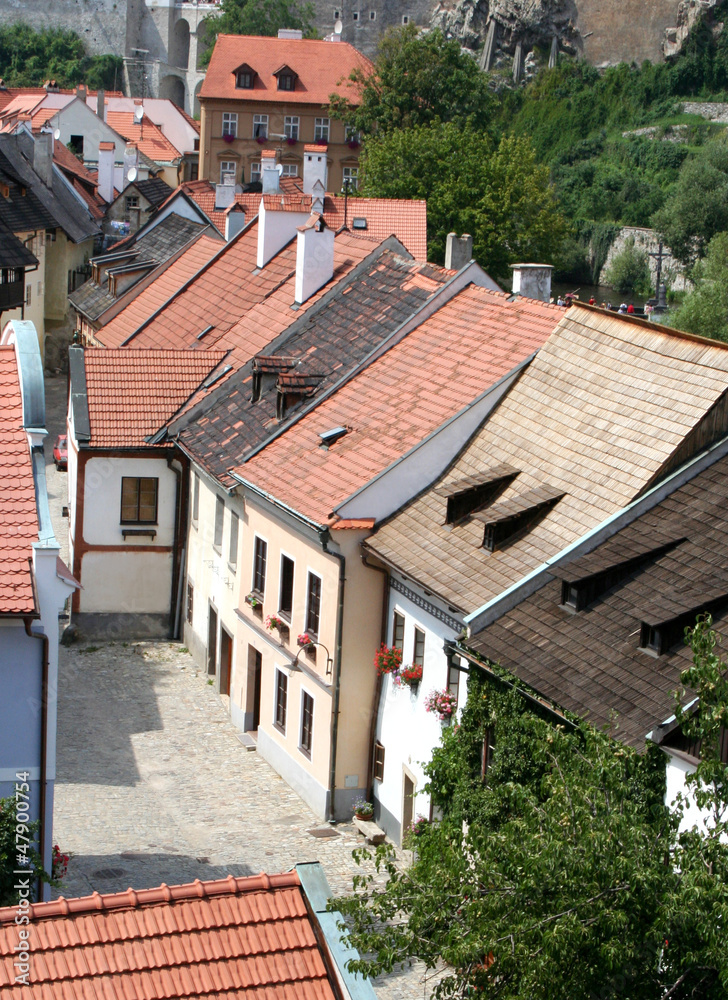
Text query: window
448 655 461 699
279 555 294 618
402 14 409 24
352 11 360 20
250 162 262 184
275 669 288 732
229 512 239 568
342 166 359 191
334 9 340 18
369 10 376 19
345 125 360 144
373 741 385 782
121 477 158 524
125 195 139 211
222 112 238 138
214 496 224 551
192 472 199 524
186 581 194 625
300 691 314 757
220 161 237 184
306 572 322 637
253 114 268 139
25 284 31 306
281 164 298 177
253 536 267 595
69 134 83 155
284 115 299 140
392 611 405 650
314 117 329 142
277 73 295 91
236 69 254 89
413 627 425 666
481 726 495 781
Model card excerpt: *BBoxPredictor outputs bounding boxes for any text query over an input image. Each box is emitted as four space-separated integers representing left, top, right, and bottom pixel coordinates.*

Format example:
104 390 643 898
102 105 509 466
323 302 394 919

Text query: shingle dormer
234 63 256 89
434 464 520 525
473 485 566 551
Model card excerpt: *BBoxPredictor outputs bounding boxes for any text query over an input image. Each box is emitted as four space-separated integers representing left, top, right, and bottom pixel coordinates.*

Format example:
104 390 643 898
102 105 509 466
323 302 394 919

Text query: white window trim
274 667 288 734
222 112 238 137
278 549 296 618
305 568 323 638
252 532 269 595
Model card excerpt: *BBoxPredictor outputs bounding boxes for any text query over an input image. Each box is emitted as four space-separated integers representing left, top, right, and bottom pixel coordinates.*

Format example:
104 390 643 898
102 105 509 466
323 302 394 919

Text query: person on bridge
627 303 635 314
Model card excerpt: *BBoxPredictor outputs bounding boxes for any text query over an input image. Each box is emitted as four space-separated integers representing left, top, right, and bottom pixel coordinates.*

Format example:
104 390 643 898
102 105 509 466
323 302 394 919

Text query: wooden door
402 772 415 840
220 627 233 696
207 605 218 675
247 645 262 731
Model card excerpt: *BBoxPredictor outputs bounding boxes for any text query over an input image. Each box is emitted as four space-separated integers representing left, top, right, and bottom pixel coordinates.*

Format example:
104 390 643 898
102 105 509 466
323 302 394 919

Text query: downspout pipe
361 550 388 802
166 456 183 639
24 616 49 902
319 527 345 824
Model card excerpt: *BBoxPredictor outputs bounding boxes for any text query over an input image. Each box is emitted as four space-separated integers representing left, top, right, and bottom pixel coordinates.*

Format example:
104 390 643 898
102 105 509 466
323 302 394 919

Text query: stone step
353 818 386 845
237 732 257 752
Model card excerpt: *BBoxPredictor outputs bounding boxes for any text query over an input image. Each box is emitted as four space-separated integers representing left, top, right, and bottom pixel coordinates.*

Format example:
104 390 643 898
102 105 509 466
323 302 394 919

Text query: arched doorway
170 18 190 70
159 75 186 109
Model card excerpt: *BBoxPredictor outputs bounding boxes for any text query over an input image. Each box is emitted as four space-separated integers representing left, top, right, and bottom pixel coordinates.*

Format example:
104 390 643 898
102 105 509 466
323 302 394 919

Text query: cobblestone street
52 639 432 999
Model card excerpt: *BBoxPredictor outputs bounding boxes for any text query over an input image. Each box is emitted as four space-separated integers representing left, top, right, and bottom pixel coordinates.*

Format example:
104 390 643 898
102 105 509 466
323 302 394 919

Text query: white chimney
96 88 105 122
303 145 328 195
97 141 115 203
278 28 303 39
295 215 335 304
510 264 554 303
33 130 54 188
445 232 473 270
215 178 236 210
257 197 312 268
261 149 280 194
225 205 246 241
123 142 139 181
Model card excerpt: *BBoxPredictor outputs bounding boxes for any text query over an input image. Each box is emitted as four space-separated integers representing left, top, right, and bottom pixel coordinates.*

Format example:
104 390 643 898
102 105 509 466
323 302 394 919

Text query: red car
53 434 68 471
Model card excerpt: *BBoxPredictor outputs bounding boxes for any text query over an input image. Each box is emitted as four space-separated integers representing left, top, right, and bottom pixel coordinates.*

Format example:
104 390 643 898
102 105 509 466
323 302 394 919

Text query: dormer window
474 485 565 551
274 65 297 91
234 64 256 89
638 589 728 656
434 464 519 525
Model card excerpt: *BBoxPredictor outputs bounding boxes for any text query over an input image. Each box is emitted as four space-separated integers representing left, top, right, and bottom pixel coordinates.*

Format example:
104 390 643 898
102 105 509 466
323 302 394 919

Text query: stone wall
603 226 690 293
0 0 130 57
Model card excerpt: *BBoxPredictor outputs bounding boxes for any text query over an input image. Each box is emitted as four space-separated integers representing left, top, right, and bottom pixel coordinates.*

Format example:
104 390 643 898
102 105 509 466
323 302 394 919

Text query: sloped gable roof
366 305 728 613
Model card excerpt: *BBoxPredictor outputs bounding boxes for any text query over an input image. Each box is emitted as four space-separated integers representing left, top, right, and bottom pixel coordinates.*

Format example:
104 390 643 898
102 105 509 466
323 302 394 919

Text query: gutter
166 456 184 639
23 616 49 902
360 550 388 800
319 527 345 824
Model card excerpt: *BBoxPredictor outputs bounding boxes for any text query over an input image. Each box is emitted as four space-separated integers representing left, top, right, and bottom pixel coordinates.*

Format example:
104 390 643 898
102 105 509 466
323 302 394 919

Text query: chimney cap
509 263 554 271
99 142 115 151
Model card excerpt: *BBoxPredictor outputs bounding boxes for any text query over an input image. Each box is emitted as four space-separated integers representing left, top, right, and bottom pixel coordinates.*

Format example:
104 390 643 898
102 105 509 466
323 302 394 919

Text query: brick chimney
445 233 473 270
33 130 54 188
261 148 280 194
510 264 554 303
303 145 328 196
97 142 115 204
295 214 334 304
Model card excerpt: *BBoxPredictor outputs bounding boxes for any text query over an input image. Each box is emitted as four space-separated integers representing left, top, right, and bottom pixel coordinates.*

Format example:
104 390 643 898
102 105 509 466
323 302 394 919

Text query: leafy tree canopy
203 0 316 64
359 120 569 281
670 231 728 341
334 621 728 999
652 136 728 266
0 797 52 907
602 235 652 295
329 25 497 136
0 24 122 91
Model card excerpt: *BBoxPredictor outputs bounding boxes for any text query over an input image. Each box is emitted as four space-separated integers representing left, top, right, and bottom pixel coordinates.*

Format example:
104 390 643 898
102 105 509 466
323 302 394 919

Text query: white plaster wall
82 456 177 547
80 550 173 613
51 101 127 166
375 580 463 840
663 752 722 836
257 200 310 267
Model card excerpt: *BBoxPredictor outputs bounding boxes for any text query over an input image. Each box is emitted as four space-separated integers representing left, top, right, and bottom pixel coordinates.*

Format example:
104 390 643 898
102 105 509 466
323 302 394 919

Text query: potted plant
399 663 423 690
353 797 374 820
245 592 260 608
286 136 297 146
222 132 235 144
256 135 267 145
266 614 287 636
424 688 457 722
52 844 69 881
374 643 402 676
297 632 313 648
347 139 360 150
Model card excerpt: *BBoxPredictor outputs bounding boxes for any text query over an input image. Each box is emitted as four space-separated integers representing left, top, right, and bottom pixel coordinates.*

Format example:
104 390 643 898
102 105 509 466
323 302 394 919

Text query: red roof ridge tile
0 871 301 924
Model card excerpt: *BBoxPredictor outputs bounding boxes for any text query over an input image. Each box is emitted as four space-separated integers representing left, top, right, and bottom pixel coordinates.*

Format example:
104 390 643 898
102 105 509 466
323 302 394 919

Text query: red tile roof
105 111 183 162
97 234 225 348
0 872 341 999
200 34 372 105
236 285 564 524
0 347 37 615
180 181 428 260
85 349 228 448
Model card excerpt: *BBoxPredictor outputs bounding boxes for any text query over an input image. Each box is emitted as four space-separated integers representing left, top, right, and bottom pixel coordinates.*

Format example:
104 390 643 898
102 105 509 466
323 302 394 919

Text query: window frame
186 580 194 625
314 117 330 142
253 114 268 139
191 471 200 525
342 166 359 191
222 111 238 137
229 511 239 569
392 610 405 650
274 668 288 734
373 741 385 782
252 535 268 597
219 160 237 184
448 656 461 700
305 571 322 638
281 164 298 177
250 162 262 184
413 627 425 667
120 476 158 525
214 495 224 552
236 69 254 89
277 73 295 91
279 553 295 620
299 689 314 758
284 115 299 140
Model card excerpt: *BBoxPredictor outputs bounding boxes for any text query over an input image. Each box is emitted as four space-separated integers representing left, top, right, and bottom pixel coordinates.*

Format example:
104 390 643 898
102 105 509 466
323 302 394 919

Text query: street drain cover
308 827 340 838
91 867 126 879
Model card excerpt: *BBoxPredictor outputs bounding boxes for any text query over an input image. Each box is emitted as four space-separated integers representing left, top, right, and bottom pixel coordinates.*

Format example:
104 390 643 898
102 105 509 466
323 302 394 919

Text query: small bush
603 236 651 295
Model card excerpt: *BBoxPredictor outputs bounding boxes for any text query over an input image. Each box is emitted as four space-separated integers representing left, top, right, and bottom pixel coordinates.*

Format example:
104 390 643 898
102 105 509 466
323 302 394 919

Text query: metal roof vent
319 426 349 449
352 217 367 230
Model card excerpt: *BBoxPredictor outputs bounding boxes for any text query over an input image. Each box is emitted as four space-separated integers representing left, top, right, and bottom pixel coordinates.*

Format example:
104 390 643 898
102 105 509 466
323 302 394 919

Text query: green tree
670 232 728 342
203 0 316 64
334 642 728 998
652 137 728 267
603 235 652 295
329 25 496 137
0 24 121 90
0 797 53 907
360 121 569 280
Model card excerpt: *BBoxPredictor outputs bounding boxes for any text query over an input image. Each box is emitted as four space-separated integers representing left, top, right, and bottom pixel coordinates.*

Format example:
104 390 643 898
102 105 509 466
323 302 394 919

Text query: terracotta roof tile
367 304 728 613
105 111 182 163
85 349 228 449
200 34 372 105
235 285 562 523
0 872 340 999
180 181 428 259
0 347 37 614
